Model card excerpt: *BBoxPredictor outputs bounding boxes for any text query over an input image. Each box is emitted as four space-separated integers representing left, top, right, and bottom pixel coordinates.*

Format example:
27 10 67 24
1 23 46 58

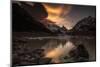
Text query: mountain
40 19 67 34
69 16 96 35
12 3 50 32
12 2 67 35
13 2 96 36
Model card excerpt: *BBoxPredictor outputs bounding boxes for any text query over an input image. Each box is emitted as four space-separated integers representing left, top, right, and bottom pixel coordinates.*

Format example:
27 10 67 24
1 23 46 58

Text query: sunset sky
42 3 96 29
14 1 96 30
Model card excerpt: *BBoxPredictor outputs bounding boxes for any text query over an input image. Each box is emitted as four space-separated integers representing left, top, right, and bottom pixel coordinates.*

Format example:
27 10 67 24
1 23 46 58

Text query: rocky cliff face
12 2 67 35
12 3 50 32
69 16 96 35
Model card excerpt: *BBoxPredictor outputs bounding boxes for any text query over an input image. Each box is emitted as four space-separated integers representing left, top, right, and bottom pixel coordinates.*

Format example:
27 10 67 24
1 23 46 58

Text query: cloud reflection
44 41 76 63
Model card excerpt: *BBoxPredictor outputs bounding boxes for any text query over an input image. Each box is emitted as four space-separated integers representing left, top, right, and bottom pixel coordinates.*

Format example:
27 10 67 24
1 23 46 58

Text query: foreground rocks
12 47 52 66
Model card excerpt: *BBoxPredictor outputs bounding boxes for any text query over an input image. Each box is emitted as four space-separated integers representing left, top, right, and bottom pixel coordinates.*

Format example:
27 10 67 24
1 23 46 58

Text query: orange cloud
43 3 72 30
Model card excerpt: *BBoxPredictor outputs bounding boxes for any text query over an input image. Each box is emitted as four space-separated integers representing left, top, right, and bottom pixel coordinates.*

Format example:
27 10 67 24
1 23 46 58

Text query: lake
13 35 96 65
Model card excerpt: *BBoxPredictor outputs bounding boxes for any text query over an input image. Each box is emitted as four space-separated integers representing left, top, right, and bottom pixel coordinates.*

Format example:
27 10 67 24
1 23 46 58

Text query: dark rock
12 2 69 35
69 16 96 35
69 44 89 62
12 3 52 33
20 2 48 20
33 58 52 65
32 49 45 58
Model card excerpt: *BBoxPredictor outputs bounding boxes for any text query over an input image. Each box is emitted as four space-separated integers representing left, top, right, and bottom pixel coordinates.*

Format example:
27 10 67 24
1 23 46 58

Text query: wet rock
69 44 89 62
32 49 45 58
12 48 48 66
33 58 52 65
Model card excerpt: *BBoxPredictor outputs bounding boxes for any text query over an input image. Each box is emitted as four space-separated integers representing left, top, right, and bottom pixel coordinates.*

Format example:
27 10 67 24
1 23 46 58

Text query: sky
68 5 96 24
42 3 96 29
13 1 96 30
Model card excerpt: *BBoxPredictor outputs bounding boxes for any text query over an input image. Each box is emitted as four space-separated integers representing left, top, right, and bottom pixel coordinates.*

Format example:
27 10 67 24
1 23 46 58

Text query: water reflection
28 36 96 63
13 36 96 65
44 41 76 63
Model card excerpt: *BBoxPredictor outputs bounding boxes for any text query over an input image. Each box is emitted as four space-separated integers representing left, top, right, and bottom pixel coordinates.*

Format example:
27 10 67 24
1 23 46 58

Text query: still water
23 35 96 63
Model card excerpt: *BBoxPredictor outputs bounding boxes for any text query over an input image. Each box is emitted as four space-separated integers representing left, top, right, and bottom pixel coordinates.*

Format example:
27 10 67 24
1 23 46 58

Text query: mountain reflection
13 36 96 65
